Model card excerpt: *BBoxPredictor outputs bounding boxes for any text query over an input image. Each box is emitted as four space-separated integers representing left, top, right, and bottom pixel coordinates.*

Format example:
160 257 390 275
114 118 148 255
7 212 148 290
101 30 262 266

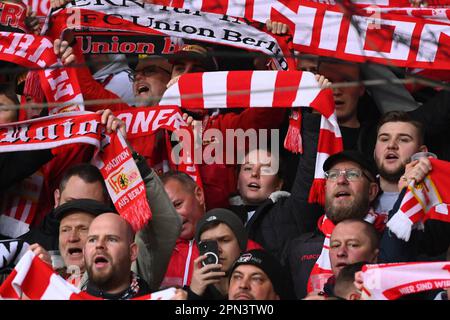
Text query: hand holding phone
198 240 219 267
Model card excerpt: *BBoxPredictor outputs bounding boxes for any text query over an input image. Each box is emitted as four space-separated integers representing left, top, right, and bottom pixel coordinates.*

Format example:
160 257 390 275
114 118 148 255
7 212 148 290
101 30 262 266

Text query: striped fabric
387 158 450 241
0 251 176 300
360 261 450 300
160 70 343 204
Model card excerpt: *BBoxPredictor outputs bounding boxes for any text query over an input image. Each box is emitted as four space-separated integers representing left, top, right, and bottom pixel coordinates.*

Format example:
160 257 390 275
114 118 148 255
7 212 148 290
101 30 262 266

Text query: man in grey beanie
186 208 252 300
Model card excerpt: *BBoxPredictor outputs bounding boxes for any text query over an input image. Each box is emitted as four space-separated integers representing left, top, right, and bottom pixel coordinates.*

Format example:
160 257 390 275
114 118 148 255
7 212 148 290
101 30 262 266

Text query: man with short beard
286 150 382 298
84 213 149 299
373 111 428 214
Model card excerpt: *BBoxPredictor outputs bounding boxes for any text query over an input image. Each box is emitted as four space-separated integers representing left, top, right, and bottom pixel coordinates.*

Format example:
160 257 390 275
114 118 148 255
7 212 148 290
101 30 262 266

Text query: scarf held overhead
0 32 84 114
0 111 152 231
360 261 450 300
387 158 450 241
153 0 450 70
0 251 177 300
47 3 295 71
159 70 342 205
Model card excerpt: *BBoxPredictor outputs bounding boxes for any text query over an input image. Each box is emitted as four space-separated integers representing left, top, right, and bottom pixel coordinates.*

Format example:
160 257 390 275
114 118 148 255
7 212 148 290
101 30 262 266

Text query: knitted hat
54 199 116 221
195 208 247 251
229 249 295 300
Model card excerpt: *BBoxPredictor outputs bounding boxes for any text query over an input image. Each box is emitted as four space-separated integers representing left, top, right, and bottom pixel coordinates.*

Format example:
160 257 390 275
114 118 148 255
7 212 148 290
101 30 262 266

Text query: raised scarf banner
307 210 387 293
75 32 181 55
47 2 295 70
113 107 203 188
360 261 450 300
153 0 450 70
0 111 152 231
0 251 177 300
0 31 84 114
0 1 28 33
159 69 342 205
387 158 450 241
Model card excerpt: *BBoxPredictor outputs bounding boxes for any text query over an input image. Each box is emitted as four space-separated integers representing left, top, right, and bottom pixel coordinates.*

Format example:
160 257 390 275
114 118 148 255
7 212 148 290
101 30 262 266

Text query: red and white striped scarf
159 70 342 205
0 171 44 238
0 251 177 300
360 261 450 300
0 111 153 231
307 210 387 293
0 32 84 114
387 158 450 241
152 0 450 70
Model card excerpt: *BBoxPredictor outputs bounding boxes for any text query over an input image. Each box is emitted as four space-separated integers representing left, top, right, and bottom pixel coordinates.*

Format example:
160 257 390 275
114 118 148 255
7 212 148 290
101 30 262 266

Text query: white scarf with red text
0 251 176 300
46 3 295 71
152 0 450 70
360 261 450 300
387 158 450 241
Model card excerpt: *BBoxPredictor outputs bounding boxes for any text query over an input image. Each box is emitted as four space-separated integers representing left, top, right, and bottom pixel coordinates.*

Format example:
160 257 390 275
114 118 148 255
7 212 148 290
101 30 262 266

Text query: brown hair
377 111 425 145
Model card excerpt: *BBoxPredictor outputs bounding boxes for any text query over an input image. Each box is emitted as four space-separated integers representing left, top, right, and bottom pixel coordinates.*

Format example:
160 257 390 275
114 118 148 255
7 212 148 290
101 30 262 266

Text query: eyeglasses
324 169 372 182
128 66 171 82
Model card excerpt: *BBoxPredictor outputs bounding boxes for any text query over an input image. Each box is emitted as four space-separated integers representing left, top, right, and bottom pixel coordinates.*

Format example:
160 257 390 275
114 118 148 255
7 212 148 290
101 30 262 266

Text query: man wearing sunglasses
129 55 173 106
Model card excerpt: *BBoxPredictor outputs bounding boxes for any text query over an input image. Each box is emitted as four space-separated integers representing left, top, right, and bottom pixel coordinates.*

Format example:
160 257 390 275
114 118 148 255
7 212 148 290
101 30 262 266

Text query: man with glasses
129 54 173 106
286 150 382 298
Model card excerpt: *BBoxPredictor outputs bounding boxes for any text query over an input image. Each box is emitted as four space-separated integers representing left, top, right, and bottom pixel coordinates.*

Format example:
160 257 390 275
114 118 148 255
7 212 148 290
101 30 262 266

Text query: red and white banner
148 0 450 70
159 70 342 204
0 1 28 32
387 158 450 241
0 111 152 231
0 251 177 300
361 261 450 300
0 32 84 114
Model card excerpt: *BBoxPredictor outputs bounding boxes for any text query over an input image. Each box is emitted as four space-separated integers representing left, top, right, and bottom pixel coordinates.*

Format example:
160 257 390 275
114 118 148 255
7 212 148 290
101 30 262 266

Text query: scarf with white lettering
0 111 152 231
159 70 342 205
156 0 450 70
0 251 176 300
307 210 387 293
46 3 295 71
0 1 28 33
0 32 84 114
360 261 450 300
114 108 203 187
387 158 450 241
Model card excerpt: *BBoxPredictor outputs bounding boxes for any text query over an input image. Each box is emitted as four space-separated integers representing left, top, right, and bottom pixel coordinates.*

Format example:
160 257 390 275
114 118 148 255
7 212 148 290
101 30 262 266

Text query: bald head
88 213 135 244
84 213 138 294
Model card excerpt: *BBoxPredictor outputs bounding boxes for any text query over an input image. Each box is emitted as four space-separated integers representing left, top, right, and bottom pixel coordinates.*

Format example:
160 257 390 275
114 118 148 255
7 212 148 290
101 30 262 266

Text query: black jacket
0 150 53 192
229 110 324 261
186 284 227 300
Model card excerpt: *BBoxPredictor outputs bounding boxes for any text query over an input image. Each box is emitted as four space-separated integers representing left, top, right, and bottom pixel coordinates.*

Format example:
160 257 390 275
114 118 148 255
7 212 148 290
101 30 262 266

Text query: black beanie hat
229 249 295 300
54 199 116 221
195 208 247 251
